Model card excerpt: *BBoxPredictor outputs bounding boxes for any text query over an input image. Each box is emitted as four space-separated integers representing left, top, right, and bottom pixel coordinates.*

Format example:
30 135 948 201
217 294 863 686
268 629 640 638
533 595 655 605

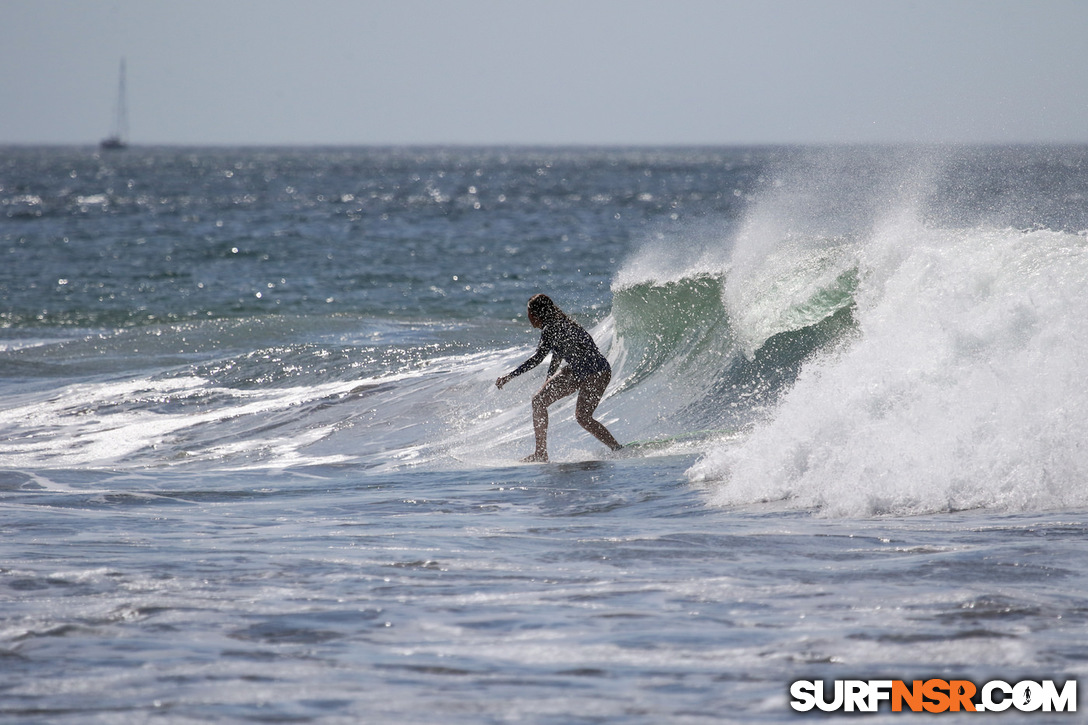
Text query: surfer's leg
574 370 622 452
524 369 579 462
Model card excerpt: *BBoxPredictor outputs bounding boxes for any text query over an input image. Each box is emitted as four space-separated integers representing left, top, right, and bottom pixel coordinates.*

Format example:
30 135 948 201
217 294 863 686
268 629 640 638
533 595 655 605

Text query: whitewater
1 145 1086 723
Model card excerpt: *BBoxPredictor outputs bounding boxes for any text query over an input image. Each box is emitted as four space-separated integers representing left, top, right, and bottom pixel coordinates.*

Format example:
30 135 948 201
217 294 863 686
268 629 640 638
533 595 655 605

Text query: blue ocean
2 145 1087 722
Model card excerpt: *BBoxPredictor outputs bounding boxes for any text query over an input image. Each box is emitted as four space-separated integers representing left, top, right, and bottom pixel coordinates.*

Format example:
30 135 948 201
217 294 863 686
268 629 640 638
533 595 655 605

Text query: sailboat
100 59 128 150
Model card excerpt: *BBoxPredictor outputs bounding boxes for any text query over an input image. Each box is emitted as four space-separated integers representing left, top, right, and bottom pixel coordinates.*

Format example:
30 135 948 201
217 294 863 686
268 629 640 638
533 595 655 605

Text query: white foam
0 373 380 469
690 221 1088 516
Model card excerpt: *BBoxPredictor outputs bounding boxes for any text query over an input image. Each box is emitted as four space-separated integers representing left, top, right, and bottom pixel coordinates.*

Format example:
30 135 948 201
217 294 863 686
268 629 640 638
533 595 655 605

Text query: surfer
496 294 623 462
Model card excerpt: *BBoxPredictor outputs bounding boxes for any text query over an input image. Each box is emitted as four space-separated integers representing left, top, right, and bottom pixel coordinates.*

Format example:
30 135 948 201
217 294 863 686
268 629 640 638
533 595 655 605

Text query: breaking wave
685 209 1088 516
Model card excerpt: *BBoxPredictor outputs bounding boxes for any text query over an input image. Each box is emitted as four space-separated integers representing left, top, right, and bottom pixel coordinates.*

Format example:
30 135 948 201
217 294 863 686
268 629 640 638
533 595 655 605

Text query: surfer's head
527 294 561 328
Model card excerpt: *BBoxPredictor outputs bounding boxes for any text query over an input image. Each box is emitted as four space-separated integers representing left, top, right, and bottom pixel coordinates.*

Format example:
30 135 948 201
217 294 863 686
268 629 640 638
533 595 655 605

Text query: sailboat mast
114 58 129 142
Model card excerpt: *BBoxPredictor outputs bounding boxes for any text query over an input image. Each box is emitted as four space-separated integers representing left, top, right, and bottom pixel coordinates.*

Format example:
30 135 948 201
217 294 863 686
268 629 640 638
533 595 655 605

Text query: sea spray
689 220 1088 516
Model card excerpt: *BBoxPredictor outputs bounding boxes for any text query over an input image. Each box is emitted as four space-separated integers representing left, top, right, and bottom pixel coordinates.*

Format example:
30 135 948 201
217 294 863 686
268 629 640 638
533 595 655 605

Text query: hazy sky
3 0 1086 146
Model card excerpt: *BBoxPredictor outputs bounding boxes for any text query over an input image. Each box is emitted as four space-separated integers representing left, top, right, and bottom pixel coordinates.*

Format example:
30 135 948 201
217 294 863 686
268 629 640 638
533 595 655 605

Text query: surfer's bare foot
520 452 548 463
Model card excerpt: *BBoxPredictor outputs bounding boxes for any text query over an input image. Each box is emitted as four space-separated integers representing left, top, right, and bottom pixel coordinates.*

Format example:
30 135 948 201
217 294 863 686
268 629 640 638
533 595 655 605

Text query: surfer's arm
496 337 549 389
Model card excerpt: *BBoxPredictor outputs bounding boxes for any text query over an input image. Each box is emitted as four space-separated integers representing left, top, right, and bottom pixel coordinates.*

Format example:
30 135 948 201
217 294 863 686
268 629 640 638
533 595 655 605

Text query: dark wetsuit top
509 318 610 382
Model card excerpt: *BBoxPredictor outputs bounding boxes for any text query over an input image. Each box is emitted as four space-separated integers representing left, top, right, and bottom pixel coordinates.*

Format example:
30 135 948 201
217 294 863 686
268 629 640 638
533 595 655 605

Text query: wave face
606 259 856 438
686 150 1088 516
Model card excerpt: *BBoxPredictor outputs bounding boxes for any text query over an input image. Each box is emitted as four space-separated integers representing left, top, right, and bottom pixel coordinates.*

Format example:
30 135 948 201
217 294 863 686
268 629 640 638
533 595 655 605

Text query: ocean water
2 145 1087 723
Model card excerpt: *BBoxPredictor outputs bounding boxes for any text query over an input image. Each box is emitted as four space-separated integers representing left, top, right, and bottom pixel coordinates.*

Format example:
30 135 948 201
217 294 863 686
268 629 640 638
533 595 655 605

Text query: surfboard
448 428 737 465
608 428 737 457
